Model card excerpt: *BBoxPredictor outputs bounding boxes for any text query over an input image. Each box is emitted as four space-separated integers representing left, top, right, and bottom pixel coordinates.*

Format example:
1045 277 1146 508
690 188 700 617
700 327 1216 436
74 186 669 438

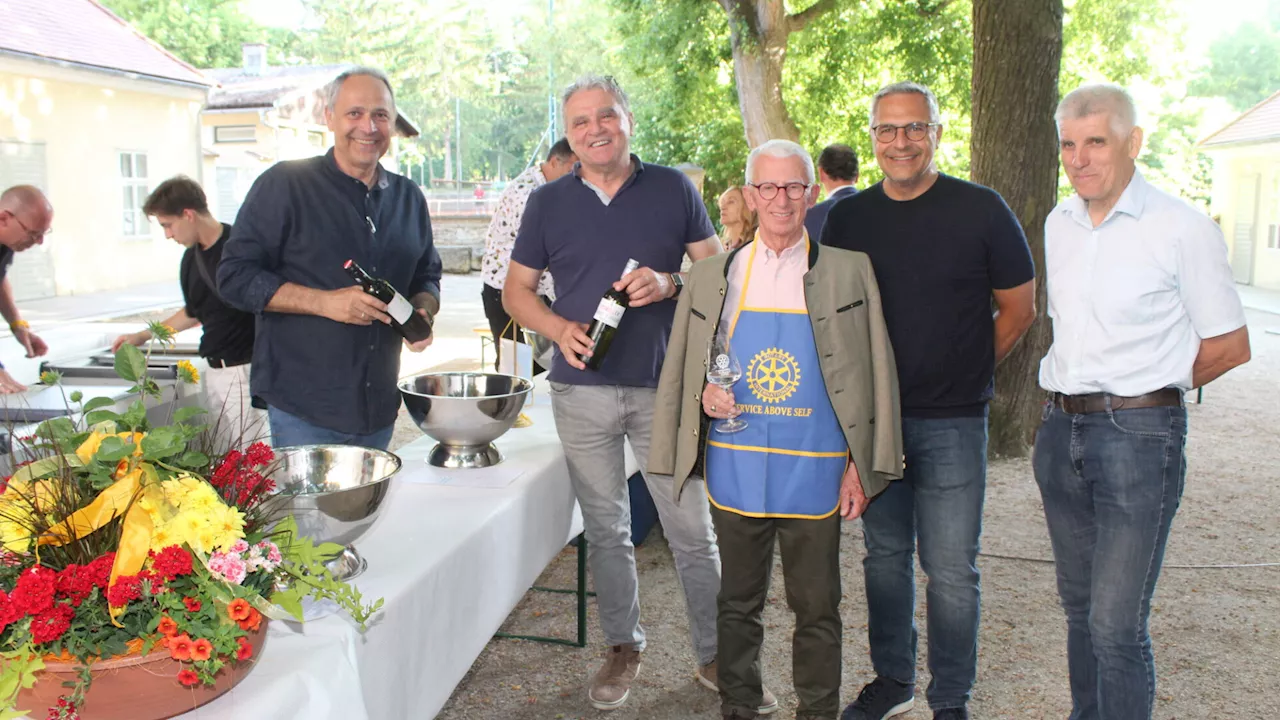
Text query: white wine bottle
581 258 639 371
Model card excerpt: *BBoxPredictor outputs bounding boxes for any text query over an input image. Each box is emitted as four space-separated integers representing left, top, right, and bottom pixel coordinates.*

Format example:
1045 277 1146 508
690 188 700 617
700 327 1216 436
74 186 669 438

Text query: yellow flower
176 360 200 385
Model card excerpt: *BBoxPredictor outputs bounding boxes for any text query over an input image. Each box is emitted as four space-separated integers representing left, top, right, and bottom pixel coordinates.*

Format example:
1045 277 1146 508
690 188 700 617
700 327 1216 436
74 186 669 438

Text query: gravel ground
431 308 1280 720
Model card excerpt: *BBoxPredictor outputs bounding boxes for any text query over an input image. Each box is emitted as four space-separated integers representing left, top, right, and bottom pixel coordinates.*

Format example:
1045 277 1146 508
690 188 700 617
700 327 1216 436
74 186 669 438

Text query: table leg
494 533 596 648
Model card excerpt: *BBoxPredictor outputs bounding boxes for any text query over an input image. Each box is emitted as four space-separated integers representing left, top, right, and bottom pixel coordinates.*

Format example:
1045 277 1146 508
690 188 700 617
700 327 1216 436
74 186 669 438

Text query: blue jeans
860 413 988 711
1033 401 1187 720
267 405 395 450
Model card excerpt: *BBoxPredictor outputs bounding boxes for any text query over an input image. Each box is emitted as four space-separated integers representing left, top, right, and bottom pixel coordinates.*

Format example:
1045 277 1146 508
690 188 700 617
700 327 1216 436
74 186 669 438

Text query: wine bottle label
387 292 413 324
593 297 625 327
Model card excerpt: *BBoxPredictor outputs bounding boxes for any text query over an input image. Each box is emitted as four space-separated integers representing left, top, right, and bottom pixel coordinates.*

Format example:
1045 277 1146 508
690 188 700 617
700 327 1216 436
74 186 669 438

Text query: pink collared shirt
719 233 810 332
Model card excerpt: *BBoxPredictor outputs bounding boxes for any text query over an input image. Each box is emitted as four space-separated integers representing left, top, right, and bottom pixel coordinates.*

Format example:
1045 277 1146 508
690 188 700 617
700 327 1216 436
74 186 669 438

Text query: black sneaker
840 677 915 720
933 709 968 720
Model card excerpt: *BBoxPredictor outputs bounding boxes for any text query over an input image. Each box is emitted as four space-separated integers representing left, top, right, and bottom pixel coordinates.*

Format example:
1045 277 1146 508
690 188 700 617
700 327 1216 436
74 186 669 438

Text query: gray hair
1055 83 1138 137
745 140 816 184
869 81 941 126
561 74 631 119
324 66 396 113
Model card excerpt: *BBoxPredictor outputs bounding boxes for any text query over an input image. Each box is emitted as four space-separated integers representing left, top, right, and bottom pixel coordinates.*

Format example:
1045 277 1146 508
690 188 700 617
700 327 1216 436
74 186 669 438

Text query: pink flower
229 539 250 555
208 552 247 585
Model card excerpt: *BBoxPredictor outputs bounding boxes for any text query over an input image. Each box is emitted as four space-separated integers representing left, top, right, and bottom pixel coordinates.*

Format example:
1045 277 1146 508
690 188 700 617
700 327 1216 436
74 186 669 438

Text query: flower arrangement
0 322 382 720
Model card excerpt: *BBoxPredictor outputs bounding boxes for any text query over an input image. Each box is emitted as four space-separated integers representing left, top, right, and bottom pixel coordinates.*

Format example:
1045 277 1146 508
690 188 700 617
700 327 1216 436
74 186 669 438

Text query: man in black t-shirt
112 177 263 448
822 82 1036 720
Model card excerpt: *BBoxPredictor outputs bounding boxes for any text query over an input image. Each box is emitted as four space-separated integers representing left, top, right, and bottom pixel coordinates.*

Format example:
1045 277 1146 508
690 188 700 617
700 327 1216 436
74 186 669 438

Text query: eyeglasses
747 182 811 201
11 214 50 243
871 122 941 143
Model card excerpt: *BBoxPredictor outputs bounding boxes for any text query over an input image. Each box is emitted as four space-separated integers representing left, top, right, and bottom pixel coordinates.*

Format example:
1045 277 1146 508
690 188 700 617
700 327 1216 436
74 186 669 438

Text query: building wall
1206 143 1280 291
0 56 206 297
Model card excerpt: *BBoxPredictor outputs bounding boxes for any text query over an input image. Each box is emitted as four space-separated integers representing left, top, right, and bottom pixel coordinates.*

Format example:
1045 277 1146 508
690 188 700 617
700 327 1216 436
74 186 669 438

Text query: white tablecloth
171 399 636 719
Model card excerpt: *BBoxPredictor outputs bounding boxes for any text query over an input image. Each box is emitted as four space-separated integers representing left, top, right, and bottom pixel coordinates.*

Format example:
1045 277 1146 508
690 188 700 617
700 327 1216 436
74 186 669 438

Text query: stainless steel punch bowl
398 372 533 468
267 445 402 579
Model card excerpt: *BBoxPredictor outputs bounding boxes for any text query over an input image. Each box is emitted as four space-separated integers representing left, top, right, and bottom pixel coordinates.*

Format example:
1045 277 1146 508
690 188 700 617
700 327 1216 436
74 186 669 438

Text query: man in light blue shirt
1034 83 1250 720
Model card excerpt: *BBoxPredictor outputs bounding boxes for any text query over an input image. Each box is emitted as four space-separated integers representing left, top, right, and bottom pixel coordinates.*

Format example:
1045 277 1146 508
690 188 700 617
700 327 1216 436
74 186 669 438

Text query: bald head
0 185 52 252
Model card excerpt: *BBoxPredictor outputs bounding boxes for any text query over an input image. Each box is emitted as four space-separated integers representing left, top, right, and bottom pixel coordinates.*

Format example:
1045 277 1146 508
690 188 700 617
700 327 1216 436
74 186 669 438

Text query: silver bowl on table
267 445 402 580
398 372 533 469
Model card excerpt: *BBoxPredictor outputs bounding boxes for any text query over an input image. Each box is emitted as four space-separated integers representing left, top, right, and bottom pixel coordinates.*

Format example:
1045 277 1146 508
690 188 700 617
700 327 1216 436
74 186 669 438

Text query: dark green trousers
712 506 843 719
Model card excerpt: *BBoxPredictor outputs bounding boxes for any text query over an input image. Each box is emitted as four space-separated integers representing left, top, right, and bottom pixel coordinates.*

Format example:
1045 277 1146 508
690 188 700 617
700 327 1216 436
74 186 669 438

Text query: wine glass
706 333 747 434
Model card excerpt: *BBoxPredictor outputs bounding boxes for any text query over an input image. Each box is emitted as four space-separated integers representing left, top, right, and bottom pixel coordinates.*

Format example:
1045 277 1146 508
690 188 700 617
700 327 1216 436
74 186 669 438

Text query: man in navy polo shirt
505 75 728 712
824 82 1036 720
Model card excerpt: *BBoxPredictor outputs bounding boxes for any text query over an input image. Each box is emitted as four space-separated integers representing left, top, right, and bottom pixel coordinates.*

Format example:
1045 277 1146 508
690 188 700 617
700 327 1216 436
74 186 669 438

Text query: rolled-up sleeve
218 171 289 313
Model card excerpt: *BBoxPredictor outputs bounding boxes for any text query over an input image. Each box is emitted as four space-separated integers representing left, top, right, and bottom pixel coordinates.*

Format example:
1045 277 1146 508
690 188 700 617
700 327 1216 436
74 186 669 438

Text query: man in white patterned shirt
480 138 576 371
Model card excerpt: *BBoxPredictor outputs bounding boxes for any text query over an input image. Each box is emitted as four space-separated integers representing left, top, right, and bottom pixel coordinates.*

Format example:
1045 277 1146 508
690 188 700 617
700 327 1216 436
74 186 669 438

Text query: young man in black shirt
822 82 1036 720
113 176 262 448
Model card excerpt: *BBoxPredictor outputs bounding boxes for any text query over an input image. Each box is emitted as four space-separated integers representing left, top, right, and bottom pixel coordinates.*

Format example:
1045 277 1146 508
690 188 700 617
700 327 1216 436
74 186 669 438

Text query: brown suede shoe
696 659 780 715
588 644 642 710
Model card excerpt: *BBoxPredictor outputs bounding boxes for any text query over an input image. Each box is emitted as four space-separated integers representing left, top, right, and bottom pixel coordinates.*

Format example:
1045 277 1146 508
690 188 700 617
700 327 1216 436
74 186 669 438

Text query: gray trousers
549 382 721 665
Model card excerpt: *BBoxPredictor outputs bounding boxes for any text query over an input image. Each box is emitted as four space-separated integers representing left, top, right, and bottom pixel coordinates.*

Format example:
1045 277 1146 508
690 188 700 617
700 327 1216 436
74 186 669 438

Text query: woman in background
717 185 758 251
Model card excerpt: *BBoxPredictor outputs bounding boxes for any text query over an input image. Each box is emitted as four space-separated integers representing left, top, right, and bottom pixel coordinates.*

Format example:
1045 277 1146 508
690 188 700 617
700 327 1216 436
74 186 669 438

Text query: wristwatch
669 272 684 298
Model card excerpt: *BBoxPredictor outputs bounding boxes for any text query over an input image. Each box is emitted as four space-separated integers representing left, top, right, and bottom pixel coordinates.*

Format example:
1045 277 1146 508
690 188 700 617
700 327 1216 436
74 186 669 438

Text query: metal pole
456 96 463 190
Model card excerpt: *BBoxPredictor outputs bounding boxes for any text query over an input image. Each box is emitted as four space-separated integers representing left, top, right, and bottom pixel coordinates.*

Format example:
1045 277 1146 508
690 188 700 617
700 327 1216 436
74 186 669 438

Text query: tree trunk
970 0 1064 457
720 0 834 146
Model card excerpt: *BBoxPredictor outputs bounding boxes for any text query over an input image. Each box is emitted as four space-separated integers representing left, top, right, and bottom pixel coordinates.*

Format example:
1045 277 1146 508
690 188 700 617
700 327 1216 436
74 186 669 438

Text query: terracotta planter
16 623 268 720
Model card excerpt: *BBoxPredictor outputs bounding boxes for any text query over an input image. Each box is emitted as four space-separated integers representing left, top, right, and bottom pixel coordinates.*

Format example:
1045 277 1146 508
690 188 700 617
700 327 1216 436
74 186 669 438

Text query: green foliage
0 646 42 720
1190 4 1280 111
272 517 384 630
99 0 263 69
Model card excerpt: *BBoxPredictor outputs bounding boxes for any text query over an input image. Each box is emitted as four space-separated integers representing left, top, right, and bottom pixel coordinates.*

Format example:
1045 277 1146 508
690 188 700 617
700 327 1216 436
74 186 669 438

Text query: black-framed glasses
747 182 811 200
871 122 940 143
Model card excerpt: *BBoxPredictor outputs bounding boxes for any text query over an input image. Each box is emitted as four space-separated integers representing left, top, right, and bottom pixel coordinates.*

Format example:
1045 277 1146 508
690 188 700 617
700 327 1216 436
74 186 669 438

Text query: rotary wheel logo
746 348 800 403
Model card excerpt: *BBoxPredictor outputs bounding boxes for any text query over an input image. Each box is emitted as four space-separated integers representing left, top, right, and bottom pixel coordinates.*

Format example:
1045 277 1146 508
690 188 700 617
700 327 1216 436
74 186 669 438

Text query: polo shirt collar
323 148 390 191
574 154 645 205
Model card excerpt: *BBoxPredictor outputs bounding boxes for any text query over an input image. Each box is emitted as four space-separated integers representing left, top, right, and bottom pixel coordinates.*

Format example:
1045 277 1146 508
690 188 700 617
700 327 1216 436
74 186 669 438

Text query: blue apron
706 240 848 519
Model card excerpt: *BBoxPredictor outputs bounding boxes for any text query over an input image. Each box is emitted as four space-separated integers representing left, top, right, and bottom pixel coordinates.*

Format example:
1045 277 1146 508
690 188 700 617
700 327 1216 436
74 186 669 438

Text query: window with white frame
214 125 256 143
120 151 149 237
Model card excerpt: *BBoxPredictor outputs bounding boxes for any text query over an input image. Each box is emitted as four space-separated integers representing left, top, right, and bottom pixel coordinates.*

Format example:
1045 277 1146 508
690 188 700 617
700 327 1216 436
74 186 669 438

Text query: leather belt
1054 388 1183 415
204 357 251 369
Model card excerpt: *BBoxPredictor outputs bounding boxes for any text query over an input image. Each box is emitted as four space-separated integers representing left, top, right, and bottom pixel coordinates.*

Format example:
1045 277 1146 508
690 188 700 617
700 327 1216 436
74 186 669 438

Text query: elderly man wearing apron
649 140 903 720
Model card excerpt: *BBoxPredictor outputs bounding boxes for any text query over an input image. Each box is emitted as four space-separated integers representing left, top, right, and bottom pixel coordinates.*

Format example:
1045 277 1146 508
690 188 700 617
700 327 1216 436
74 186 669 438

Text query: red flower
10 566 58 616
190 638 213 662
29 604 74 644
182 597 201 613
106 575 142 607
226 598 251 622
149 546 194 580
54 564 95 607
176 668 199 687
236 607 262 633
44 695 77 720
156 615 179 637
210 445 277 510
86 554 115 589
235 636 253 661
168 633 193 661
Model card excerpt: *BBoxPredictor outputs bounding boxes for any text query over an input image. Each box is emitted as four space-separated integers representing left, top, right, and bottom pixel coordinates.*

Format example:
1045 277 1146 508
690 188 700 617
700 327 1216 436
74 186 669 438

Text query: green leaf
114 342 147 383
95 436 134 462
269 587 305 621
173 406 208 423
178 451 210 468
85 409 123 426
33 417 79 444
82 396 116 413
122 400 148 429
10 454 83 483
141 427 184 460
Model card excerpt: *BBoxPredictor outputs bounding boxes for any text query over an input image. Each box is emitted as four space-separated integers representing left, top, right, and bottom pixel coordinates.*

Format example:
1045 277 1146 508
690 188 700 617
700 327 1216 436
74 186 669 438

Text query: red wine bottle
344 259 432 343
581 258 640 371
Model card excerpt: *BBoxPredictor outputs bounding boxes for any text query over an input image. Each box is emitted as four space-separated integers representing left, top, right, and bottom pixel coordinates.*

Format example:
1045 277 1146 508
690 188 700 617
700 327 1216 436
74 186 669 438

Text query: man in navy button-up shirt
218 67 441 448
